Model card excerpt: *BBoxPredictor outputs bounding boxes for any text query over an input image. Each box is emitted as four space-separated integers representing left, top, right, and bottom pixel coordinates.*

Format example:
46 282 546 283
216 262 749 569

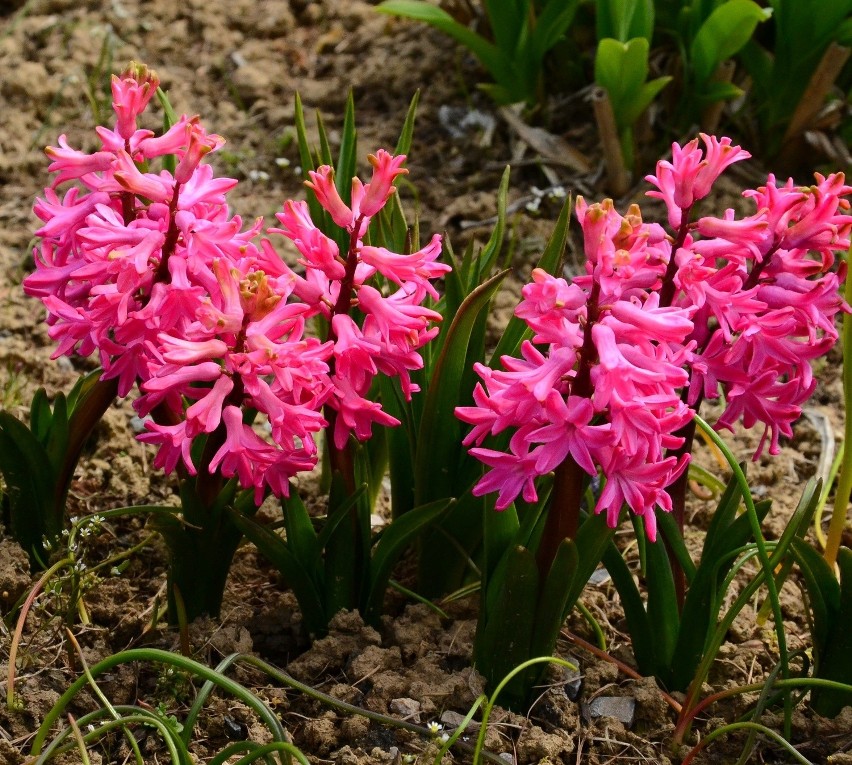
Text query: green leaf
790 537 840 650
656 509 697 584
483 0 528 59
694 79 744 106
602 540 657 673
530 538 579 661
811 547 852 717
594 38 650 129
322 475 370 618
473 545 539 704
490 192 570 364
393 91 420 156
377 2 507 88
644 531 679 672
363 497 452 623
414 268 511 506
281 490 321 571
0 413 57 563
596 0 654 42
335 92 358 205
472 167 510 287
622 75 672 125
690 0 771 84
155 87 178 174
534 0 582 58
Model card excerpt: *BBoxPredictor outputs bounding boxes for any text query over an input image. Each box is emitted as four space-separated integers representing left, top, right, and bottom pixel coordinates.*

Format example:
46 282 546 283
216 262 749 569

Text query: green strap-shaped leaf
790 537 840 651
376 2 508 89
533 0 583 59
490 189 570 365
363 497 453 624
602 540 658 674
281 489 321 571
811 547 852 717
394 91 420 157
335 92 357 204
529 538 579 662
323 473 370 618
0 413 58 563
414 268 510 506
644 531 679 675
473 545 539 704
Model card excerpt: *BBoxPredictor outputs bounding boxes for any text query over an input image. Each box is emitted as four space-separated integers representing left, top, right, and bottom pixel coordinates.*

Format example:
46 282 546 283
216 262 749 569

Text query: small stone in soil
583 696 636 728
440 709 480 732
389 697 421 722
560 655 583 700
587 567 611 586
223 715 249 740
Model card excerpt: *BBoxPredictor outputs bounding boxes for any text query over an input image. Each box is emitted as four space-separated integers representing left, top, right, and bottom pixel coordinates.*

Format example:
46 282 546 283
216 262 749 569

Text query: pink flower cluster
25 64 446 502
457 134 851 539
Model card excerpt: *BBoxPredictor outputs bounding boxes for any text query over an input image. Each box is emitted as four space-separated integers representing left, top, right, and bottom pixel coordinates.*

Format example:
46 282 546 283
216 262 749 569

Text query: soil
1 1 851 764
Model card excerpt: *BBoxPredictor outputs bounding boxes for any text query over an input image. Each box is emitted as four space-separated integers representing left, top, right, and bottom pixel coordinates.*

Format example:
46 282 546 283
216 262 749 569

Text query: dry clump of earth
1 0 852 763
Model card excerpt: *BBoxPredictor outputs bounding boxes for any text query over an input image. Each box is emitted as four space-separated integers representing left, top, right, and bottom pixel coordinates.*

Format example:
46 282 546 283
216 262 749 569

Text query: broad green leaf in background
690 0 771 84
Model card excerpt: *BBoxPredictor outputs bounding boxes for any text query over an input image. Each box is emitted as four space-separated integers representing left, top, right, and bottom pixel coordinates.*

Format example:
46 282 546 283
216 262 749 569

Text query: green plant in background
593 35 671 170
0 369 115 568
377 0 583 105
738 0 852 159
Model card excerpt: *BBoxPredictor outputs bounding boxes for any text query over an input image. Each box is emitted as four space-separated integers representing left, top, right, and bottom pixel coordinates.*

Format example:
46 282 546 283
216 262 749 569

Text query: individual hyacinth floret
25 63 447 502
457 134 851 540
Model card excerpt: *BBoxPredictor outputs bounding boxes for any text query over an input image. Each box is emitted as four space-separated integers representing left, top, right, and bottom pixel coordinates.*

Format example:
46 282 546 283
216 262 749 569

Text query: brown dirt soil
1 1 852 763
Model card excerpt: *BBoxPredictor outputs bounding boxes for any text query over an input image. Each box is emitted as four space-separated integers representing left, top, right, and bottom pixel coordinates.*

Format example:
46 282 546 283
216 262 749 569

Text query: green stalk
29 649 291 760
681 721 815 765
676 415 791 742
473 656 576 765
824 242 852 567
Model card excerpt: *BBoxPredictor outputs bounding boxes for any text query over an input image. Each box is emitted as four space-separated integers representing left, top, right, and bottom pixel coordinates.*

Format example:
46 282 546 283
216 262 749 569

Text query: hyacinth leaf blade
490 191 571 365
472 166 510 286
790 537 840 651
280 486 322 572
656 509 697 583
808 547 852 717
410 267 509 595
380 373 417 520
473 544 539 702
362 496 453 624
361 419 390 512
148 480 253 624
293 93 325 225
528 538 579 662
482 493 519 583
154 86 178 173
334 92 357 205
602 540 658 671
0 412 57 565
414 267 510 507
482 0 527 59
392 89 420 157
643 519 679 672
670 496 772 691
677 479 822 727
323 472 371 620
